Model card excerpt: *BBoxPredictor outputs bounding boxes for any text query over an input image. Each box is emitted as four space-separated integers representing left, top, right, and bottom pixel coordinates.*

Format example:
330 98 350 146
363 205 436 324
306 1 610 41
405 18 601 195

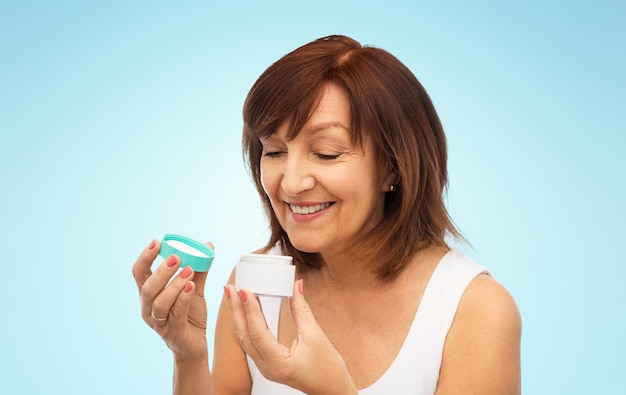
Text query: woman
132 35 521 394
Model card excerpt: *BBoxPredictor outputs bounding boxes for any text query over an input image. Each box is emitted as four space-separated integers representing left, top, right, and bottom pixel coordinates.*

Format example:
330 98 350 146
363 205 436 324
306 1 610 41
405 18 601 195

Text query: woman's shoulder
438 250 519 330
459 273 521 331
437 270 522 393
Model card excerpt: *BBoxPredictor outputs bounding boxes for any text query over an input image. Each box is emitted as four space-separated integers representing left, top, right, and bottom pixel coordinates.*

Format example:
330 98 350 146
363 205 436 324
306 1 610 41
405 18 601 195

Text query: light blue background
1 1 624 394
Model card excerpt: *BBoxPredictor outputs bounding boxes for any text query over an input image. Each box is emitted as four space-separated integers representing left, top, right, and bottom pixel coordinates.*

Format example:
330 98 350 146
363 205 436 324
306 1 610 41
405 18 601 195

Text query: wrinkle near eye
310 138 354 153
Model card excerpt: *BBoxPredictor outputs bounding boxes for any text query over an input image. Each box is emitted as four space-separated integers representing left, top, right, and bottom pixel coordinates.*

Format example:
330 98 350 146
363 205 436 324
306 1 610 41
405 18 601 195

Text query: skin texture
132 83 522 394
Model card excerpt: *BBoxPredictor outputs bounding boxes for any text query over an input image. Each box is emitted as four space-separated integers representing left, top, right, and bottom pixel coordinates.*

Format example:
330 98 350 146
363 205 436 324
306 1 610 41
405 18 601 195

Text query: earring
389 185 395 192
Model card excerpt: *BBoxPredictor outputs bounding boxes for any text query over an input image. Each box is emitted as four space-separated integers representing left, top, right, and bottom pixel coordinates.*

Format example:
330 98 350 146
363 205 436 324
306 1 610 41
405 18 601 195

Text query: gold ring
151 311 168 322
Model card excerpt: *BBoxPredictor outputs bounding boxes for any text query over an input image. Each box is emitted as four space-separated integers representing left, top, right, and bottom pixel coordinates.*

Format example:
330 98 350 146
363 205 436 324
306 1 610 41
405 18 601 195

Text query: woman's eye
316 153 341 160
263 151 284 158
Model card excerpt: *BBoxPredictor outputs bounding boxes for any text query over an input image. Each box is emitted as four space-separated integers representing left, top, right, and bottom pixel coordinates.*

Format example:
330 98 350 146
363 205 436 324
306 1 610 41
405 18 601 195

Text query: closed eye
316 153 341 160
263 151 284 158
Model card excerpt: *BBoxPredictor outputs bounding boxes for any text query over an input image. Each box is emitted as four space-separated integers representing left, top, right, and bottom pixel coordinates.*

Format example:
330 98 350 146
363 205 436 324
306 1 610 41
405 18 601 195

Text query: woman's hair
242 35 461 280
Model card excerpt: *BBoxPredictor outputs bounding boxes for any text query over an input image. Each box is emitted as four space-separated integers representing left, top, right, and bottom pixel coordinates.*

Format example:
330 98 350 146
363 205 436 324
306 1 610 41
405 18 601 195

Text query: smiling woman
243 36 460 280
132 34 521 395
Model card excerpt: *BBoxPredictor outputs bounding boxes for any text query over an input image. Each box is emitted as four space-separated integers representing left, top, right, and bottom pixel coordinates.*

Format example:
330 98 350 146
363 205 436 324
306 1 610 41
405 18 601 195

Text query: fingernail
297 279 304 295
223 285 231 299
148 239 156 250
166 255 177 267
180 266 192 279
184 282 193 293
240 290 248 302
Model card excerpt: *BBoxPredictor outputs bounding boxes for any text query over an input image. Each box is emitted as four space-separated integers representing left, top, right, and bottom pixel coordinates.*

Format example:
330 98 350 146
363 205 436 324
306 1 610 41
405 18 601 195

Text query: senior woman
133 35 521 394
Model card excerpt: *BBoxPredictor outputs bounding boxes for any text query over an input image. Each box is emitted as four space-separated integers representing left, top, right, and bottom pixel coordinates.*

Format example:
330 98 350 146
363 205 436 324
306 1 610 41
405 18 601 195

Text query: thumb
290 280 322 338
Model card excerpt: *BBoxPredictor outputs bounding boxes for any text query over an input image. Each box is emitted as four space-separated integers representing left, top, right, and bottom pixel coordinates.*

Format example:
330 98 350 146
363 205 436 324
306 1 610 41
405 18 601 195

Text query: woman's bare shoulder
436 274 522 394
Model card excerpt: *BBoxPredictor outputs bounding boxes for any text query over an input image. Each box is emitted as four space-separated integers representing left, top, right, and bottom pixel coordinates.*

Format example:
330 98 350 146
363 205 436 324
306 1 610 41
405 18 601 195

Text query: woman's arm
132 240 215 395
436 275 522 395
211 271 254 395
173 351 214 395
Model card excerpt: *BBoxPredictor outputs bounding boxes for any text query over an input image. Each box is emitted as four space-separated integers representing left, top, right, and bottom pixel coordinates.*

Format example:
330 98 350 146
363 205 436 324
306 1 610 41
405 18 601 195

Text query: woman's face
260 83 384 256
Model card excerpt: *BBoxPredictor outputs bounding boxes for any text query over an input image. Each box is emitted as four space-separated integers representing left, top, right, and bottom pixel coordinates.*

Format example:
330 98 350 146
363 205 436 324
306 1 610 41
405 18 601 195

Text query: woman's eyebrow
260 122 350 143
259 134 283 144
302 121 350 136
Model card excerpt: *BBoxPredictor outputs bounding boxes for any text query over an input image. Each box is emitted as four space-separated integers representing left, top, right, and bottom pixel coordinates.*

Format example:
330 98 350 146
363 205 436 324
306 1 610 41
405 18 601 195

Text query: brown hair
242 35 461 280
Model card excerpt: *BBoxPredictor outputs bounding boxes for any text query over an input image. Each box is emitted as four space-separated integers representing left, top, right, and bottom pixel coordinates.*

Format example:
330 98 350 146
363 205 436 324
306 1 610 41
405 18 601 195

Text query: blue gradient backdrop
1 1 624 394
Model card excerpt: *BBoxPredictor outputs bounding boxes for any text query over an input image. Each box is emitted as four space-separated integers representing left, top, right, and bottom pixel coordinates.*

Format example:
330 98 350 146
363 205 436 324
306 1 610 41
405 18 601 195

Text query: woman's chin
288 239 322 254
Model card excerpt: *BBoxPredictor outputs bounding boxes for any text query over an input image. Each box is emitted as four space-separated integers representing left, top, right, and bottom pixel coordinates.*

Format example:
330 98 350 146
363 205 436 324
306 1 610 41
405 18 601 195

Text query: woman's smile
289 202 333 216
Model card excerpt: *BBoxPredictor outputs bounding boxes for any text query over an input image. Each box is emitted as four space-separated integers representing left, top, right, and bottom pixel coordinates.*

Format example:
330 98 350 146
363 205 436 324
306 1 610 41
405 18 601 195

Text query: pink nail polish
166 255 177 267
223 285 231 299
180 266 192 279
240 290 248 302
148 240 156 250
184 282 193 293
297 279 304 295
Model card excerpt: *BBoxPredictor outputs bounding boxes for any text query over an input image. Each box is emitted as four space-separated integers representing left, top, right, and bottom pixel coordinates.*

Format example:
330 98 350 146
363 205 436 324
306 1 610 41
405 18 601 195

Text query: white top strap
360 249 489 394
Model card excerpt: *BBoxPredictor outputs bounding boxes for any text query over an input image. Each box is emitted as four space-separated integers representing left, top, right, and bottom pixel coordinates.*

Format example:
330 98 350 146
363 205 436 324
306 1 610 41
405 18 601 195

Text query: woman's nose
280 154 315 196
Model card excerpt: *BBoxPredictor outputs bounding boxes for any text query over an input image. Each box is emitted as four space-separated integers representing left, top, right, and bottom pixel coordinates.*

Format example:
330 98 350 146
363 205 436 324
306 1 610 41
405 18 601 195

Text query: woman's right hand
132 239 211 362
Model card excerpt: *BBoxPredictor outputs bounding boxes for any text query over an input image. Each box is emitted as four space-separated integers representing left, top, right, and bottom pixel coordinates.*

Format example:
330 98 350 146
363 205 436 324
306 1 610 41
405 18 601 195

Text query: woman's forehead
269 83 352 137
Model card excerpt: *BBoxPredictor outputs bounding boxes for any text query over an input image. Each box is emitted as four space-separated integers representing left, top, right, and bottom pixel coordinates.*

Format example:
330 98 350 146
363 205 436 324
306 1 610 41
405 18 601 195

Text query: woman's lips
289 202 333 215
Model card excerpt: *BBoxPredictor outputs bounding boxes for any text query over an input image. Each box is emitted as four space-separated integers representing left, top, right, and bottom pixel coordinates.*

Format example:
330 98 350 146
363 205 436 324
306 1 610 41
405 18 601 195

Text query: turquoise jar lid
158 234 214 272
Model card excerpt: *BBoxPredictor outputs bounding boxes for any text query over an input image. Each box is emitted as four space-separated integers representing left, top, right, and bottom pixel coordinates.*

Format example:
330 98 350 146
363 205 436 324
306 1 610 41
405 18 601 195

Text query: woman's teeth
290 202 331 214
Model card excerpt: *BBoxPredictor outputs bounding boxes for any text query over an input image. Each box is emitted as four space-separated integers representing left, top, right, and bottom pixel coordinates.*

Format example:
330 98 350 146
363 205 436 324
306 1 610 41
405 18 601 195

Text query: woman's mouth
289 202 332 215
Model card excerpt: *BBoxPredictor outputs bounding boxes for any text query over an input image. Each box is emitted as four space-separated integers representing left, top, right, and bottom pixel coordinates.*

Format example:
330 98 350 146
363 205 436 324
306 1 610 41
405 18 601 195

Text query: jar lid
158 234 214 272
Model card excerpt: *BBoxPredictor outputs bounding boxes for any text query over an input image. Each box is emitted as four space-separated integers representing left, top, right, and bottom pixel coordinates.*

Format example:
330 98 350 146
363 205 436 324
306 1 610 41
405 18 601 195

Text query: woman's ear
381 172 399 192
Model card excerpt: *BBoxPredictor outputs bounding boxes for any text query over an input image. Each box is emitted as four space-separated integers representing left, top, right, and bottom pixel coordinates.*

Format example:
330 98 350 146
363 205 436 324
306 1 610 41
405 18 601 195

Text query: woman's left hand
224 280 358 395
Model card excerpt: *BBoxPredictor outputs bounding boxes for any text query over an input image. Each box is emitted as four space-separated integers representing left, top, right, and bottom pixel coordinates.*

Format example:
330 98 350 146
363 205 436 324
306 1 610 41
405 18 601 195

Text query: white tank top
247 249 489 395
